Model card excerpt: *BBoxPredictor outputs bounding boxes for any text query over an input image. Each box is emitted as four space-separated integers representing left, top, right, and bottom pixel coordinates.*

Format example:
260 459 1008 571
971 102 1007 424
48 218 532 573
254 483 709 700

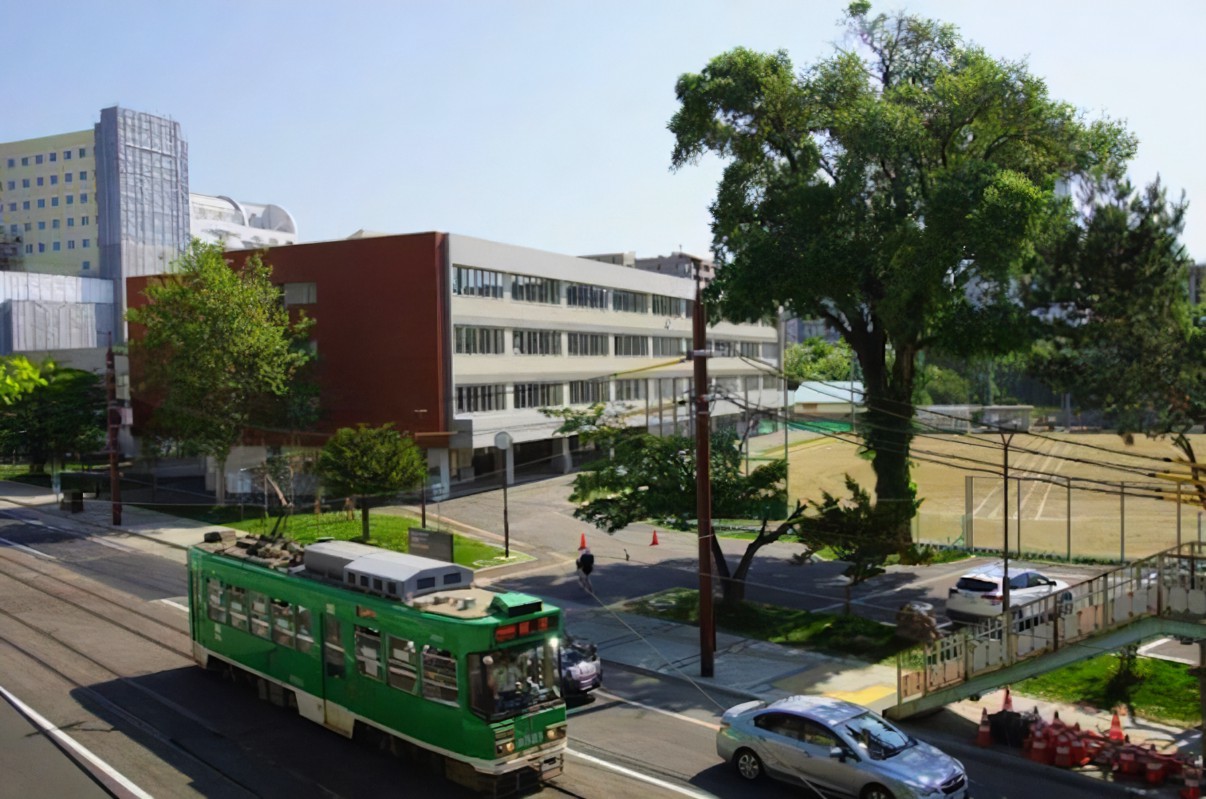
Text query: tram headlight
495 740 515 756
546 724 567 741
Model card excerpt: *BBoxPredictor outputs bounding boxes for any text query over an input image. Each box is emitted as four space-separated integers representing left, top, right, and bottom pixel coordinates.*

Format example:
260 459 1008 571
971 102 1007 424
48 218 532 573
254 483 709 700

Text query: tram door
321 614 355 736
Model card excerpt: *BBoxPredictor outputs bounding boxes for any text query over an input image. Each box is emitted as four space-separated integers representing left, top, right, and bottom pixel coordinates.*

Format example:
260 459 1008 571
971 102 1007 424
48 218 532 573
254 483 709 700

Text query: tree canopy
784 337 854 386
0 355 45 405
670 2 1134 543
0 360 105 473
316 424 426 541
127 240 312 498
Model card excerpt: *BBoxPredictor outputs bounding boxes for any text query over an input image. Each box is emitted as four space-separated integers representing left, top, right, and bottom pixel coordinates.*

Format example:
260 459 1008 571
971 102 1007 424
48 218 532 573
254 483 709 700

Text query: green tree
783 337 854 386
914 363 971 405
669 3 1133 546
316 424 426 542
0 355 45 405
0 361 105 473
127 240 313 501
546 404 801 605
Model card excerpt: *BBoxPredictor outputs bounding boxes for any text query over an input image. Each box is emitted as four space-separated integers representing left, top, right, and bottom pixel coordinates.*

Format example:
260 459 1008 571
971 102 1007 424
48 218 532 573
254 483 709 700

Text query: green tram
187 535 567 795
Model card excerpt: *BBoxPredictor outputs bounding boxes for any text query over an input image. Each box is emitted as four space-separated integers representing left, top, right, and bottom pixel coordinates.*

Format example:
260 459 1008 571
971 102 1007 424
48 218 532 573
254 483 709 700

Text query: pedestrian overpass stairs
886 542 1206 719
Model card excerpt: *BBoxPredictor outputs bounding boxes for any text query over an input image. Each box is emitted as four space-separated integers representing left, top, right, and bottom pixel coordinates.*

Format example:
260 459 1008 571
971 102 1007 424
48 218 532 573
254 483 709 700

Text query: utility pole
693 267 715 678
414 408 428 528
106 343 122 526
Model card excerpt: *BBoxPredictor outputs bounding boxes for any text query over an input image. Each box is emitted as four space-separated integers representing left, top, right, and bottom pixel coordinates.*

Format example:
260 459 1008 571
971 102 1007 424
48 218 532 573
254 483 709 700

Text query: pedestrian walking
576 546 595 594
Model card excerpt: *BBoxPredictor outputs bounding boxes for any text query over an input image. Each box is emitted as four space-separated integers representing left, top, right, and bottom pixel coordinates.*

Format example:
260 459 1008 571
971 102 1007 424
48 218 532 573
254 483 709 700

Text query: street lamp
495 431 512 558
996 416 1025 622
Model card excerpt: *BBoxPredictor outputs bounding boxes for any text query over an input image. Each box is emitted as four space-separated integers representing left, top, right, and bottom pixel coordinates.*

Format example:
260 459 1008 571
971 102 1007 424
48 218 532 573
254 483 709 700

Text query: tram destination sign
409 528 454 562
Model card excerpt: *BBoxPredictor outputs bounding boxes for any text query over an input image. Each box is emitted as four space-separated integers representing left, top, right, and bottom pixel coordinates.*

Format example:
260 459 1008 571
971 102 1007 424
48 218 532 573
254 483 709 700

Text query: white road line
581 689 721 731
0 536 57 560
158 599 189 613
567 748 717 798
0 683 154 799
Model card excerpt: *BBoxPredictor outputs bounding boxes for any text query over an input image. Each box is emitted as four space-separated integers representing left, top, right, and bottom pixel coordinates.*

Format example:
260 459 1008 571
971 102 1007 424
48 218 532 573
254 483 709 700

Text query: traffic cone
1029 731 1050 764
1002 686 1013 712
1182 766 1201 799
650 529 659 546
579 533 587 550
1108 710 1124 741
1053 734 1072 768
976 708 992 747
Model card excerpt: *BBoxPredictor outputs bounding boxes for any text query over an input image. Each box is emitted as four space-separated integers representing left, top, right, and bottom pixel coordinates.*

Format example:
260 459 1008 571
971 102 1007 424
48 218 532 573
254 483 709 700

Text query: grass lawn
135 504 516 570
622 587 910 662
1015 652 1201 727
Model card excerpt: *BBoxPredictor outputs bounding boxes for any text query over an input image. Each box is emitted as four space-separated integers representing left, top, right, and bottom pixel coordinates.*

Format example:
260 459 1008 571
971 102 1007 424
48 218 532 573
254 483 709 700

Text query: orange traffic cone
579 533 588 550
1002 687 1013 712
976 708 992 747
1108 710 1124 741
650 529 659 546
1182 766 1201 799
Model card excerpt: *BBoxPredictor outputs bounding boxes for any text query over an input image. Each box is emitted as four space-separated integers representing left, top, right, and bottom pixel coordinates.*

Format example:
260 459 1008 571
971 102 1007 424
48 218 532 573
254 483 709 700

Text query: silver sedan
716 695 969 799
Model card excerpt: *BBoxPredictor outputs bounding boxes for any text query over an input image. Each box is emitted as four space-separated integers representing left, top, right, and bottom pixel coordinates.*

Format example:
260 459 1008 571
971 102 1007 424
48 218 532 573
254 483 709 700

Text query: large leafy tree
0 355 45 405
547 404 798 605
0 361 105 473
784 336 854 385
1027 178 1201 492
670 2 1134 545
316 424 426 542
127 240 313 501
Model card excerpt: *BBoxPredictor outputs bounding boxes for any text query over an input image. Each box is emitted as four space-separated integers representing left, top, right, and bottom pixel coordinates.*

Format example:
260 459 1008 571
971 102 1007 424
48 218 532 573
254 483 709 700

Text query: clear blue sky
6 1 1203 262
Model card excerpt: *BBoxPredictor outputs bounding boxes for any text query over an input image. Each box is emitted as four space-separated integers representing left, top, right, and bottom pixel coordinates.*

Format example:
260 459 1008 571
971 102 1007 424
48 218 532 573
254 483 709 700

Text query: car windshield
468 641 561 721
844 712 913 759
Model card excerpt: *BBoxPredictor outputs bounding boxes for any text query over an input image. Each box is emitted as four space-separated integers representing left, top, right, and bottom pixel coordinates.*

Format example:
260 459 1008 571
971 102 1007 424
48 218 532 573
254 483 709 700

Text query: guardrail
897 542 1206 703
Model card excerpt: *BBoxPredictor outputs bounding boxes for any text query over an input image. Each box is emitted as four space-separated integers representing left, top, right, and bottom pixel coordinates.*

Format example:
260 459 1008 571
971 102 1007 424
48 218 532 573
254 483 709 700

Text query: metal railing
897 542 1206 702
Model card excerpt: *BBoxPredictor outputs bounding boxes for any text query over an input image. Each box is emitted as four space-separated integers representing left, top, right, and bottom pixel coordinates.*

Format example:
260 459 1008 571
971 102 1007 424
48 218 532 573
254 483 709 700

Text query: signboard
429 483 449 502
409 528 454 562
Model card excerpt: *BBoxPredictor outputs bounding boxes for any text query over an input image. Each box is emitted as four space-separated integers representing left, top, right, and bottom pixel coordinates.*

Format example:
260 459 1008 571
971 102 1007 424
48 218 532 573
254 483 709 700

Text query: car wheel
733 748 763 781
860 784 895 799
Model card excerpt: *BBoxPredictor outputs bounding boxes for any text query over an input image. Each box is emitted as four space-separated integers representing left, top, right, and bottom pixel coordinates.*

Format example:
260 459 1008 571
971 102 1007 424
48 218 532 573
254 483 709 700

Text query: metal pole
1120 481 1125 563
1066 476 1072 561
1178 483 1183 549
1002 432 1011 618
106 343 122 525
502 478 510 558
694 271 715 678
1016 476 1022 557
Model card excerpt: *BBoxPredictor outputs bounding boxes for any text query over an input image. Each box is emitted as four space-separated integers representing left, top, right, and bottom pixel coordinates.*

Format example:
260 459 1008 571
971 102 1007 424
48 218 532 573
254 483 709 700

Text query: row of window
4 149 89 168
453 327 770 360
204 577 458 705
455 375 771 413
9 218 91 234
4 194 89 212
453 265 694 317
22 240 90 254
4 172 89 190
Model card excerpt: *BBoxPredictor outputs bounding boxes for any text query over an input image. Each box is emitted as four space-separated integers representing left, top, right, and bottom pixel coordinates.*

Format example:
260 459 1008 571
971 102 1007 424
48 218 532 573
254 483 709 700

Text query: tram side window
229 586 249 631
272 600 295 647
323 616 345 678
206 578 227 624
296 606 314 653
387 637 418 693
422 647 459 704
249 591 271 639
355 627 383 681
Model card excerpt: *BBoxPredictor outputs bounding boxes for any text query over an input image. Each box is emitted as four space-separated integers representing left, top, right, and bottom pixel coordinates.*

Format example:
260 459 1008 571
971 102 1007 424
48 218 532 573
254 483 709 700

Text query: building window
21 201 29 210
49 152 56 163
67 240 75 249
52 242 60 251
64 150 72 160
37 199 45 208
653 337 687 357
82 260 90 270
566 283 610 309
24 244 32 254
7 203 14 212
738 341 760 358
50 175 57 185
67 218 74 227
569 380 608 405
511 274 560 304
281 282 317 305
35 154 43 165
52 219 59 229
612 290 648 314
761 341 779 360
82 238 90 247
514 382 563 409
743 375 761 391
23 222 30 231
66 195 73 205
456 384 507 413
80 193 88 203
78 148 85 158
513 329 561 355
5 181 12 190
36 177 44 187
709 339 734 357
37 243 44 253
37 221 45 230
20 157 28 166
21 179 29 188
454 326 505 355
51 197 58 207
5 159 13 168
567 332 608 356
653 295 689 317
78 171 86 180
80 216 89 225
614 335 649 356
615 379 647 401
452 265 504 298
65 173 72 183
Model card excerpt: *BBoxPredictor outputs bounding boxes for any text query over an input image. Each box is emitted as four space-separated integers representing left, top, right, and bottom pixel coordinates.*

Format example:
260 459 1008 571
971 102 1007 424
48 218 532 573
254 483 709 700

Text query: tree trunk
360 501 371 542
215 457 228 505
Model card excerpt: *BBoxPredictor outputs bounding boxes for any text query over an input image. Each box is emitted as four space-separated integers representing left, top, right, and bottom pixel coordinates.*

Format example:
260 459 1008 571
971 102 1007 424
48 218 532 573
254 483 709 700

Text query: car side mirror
829 746 846 762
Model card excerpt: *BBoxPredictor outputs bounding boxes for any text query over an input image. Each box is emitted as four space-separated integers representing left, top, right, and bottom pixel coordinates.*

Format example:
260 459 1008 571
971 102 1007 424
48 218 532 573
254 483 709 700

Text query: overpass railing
897 542 1206 702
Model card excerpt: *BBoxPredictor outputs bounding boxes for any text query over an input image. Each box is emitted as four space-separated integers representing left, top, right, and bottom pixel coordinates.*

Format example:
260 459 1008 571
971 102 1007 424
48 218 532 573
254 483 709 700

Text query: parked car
716 695 968 799
946 564 1071 623
560 634 602 696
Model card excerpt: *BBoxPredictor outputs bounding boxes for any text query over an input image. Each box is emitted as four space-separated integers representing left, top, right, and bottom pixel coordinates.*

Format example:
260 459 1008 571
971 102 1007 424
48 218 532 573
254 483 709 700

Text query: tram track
0 546 348 799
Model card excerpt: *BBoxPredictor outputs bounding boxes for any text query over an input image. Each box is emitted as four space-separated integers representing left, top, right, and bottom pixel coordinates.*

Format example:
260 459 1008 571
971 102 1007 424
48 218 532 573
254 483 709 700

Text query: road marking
579 689 721 731
0 537 57 560
0 683 154 799
158 599 189 613
567 747 717 798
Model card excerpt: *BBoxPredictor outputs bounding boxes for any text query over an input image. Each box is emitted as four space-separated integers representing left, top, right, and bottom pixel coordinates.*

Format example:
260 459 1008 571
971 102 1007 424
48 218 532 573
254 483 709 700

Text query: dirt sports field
784 431 1206 562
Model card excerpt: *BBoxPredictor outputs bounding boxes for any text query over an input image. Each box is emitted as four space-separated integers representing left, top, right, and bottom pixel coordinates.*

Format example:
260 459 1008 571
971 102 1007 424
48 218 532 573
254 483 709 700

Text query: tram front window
469 641 560 720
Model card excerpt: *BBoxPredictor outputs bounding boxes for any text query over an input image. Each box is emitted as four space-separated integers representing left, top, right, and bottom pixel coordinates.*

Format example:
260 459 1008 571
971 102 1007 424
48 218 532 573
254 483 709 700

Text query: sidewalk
2 480 1201 795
